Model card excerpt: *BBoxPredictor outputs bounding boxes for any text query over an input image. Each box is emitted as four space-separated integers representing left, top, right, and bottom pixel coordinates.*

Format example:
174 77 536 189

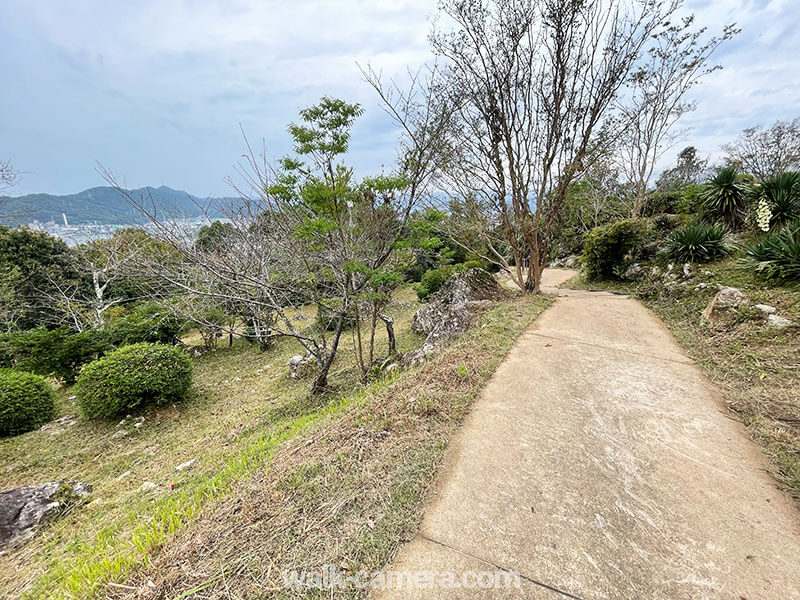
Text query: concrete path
372 269 800 599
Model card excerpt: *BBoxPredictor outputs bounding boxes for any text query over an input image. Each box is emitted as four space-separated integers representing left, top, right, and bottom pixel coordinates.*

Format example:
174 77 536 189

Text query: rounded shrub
0 369 56 436
582 218 653 281
75 343 193 418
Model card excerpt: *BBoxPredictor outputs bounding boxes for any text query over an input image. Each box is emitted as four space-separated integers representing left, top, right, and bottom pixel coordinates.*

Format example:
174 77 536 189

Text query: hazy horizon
1 0 798 197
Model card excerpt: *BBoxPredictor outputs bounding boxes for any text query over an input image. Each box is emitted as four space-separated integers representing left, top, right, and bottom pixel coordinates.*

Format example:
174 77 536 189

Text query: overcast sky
1 0 798 196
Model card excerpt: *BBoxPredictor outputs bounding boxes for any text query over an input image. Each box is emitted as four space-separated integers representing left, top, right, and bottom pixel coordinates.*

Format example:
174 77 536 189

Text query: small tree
103 98 427 392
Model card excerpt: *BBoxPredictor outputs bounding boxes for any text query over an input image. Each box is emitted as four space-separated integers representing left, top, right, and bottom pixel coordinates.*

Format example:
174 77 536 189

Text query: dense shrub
651 213 688 233
0 327 111 383
668 222 729 263
75 343 193 418
415 264 467 301
105 302 185 346
582 219 653 281
743 219 800 284
0 369 55 436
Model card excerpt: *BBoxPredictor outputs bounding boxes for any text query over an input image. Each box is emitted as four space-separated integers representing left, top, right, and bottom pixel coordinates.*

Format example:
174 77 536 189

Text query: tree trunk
310 316 345 394
379 313 396 356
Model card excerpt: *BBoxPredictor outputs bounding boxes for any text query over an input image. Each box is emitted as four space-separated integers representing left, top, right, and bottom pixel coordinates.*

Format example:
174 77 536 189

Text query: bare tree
42 234 142 331
617 16 738 217
0 160 19 194
723 118 800 180
394 0 682 292
0 160 21 218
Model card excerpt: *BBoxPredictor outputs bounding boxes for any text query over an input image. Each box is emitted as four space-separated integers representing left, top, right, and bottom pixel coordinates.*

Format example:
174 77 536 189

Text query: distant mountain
0 185 235 226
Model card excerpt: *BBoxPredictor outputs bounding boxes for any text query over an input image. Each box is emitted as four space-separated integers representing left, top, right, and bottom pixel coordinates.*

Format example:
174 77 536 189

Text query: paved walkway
373 269 800 599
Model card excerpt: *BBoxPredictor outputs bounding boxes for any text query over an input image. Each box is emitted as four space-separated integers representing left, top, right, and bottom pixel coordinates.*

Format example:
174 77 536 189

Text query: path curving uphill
372 269 800 599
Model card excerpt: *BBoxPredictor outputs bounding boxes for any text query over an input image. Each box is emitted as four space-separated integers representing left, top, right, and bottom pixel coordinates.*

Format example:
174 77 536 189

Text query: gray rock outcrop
402 269 506 367
0 481 91 547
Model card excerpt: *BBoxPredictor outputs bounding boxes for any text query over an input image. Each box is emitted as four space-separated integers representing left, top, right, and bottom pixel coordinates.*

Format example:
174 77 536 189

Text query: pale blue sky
1 0 798 196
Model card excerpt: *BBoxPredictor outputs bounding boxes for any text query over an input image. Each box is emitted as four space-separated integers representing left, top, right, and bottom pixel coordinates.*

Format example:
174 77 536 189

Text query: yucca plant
759 171 800 229
668 222 729 263
743 218 800 284
700 166 751 229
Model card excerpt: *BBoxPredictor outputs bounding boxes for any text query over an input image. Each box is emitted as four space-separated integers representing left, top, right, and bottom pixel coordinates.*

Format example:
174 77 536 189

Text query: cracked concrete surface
371 269 800 599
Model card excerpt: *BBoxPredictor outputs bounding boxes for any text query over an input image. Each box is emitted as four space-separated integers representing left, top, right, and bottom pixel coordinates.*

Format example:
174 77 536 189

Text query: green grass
564 260 800 502
0 291 425 600
90 294 555 599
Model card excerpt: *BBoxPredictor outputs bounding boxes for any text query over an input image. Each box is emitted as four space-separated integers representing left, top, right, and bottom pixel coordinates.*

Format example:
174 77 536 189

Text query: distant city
25 214 217 245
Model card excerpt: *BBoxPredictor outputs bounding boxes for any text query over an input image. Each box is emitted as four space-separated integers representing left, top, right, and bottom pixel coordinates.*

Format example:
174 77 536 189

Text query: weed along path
373 272 800 599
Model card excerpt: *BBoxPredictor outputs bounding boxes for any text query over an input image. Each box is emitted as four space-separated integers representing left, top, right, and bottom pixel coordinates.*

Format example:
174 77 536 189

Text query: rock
701 286 749 323
683 263 692 278
175 458 197 472
401 269 506 368
138 481 158 493
115 470 132 482
695 283 710 291
767 314 796 329
754 304 777 315
622 263 642 280
412 268 506 335
111 430 129 440
288 354 317 379
0 481 91 547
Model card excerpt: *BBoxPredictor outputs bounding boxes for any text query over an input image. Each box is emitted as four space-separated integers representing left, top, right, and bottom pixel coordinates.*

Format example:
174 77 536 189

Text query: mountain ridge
0 185 233 225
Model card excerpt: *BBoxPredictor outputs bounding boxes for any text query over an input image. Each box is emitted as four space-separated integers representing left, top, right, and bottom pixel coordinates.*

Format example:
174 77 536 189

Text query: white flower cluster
756 197 772 232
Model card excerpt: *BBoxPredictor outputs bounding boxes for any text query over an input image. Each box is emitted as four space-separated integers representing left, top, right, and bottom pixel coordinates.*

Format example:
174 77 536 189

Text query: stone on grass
400 269 506 368
701 286 749 323
754 304 777 315
288 354 317 379
0 481 91 547
767 314 796 329
411 268 505 335
175 458 197 472
138 481 158 493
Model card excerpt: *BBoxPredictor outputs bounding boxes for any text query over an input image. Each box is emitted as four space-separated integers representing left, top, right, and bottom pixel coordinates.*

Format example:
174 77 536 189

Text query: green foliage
582 219 653 281
742 219 800 284
0 327 110 383
0 369 55 436
759 172 800 229
0 302 184 383
105 302 185 346
700 167 752 228
194 220 236 252
75 343 193 418
668 222 729 263
0 226 78 328
415 264 467 301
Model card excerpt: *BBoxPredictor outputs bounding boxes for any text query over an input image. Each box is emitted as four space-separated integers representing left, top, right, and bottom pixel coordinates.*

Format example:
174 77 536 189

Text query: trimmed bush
75 343 193 418
668 222 729 263
743 219 800 284
582 218 652 281
0 369 55 436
